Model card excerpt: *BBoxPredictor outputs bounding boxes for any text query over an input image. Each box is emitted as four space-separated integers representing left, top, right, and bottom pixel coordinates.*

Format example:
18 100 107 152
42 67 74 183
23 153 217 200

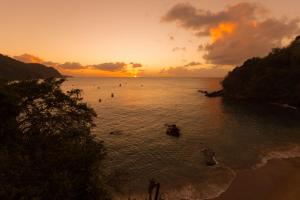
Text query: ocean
63 77 300 199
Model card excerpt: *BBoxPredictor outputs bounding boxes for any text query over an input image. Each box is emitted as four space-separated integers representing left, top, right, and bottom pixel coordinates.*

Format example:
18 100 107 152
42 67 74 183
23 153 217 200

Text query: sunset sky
1 0 300 77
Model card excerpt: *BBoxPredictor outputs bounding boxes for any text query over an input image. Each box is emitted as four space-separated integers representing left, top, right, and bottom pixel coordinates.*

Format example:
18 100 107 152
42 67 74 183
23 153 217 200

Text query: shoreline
211 157 300 200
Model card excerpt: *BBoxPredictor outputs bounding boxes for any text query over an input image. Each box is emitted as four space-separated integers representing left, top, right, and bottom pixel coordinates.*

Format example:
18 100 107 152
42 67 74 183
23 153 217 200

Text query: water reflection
63 77 300 199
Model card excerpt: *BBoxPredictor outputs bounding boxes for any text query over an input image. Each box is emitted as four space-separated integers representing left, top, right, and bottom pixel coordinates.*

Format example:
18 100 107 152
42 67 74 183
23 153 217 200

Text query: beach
213 158 300 200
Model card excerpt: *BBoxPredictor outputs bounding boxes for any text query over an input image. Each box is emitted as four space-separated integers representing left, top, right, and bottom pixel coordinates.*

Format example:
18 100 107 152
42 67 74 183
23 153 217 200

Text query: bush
0 78 110 200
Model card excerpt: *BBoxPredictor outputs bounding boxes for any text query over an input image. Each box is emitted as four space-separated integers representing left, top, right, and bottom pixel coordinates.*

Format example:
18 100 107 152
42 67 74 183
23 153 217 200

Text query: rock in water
202 148 217 166
165 124 180 137
198 90 208 94
199 90 223 97
110 130 123 135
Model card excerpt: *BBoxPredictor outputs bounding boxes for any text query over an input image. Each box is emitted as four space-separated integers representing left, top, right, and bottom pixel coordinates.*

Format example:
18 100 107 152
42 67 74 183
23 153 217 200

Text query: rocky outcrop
165 124 180 137
199 90 223 97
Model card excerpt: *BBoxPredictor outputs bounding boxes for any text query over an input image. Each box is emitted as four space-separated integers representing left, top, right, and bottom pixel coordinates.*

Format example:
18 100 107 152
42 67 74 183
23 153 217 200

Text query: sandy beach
213 158 300 200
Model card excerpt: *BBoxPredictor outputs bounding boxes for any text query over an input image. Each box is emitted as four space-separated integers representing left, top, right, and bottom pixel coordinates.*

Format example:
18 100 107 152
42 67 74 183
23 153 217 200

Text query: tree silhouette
223 36 300 107
0 78 110 200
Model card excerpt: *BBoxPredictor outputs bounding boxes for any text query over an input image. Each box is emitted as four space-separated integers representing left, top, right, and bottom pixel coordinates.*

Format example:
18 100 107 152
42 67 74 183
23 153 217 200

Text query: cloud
172 46 186 52
42 61 60 67
92 62 127 72
198 44 205 51
13 53 145 76
184 61 201 67
14 54 45 64
163 2 300 65
160 61 226 77
14 54 61 68
59 62 85 69
14 54 86 70
160 65 228 77
130 62 143 68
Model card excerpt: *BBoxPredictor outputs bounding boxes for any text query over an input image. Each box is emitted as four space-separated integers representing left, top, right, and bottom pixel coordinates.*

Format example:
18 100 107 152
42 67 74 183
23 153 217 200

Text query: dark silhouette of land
0 54 62 80
222 36 300 107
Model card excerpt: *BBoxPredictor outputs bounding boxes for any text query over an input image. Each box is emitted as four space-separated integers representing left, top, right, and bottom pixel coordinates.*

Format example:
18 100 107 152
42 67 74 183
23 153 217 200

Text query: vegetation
0 78 110 200
0 54 62 80
222 36 300 107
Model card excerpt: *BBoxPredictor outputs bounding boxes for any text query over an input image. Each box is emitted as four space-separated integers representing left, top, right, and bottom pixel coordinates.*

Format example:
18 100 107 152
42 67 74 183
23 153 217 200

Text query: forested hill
0 54 62 80
222 36 300 107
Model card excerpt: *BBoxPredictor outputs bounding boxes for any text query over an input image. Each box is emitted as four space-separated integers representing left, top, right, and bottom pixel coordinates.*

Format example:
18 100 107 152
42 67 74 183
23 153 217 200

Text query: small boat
202 148 217 166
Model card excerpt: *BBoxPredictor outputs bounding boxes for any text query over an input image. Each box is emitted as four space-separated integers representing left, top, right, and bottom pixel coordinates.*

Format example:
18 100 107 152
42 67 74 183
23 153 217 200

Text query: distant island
0 54 62 80
221 36 300 108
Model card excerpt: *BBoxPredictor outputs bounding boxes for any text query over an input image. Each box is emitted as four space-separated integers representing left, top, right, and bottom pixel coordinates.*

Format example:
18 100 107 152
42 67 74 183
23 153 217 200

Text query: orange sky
1 0 299 77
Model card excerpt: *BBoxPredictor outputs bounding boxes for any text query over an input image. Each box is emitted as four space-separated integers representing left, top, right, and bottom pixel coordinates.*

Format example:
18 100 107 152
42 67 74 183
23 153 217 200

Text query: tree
222 35 300 106
0 78 110 200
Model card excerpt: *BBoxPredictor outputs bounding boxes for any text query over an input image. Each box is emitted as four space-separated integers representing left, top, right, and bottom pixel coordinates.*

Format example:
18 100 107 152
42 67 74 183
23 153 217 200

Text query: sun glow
132 72 138 78
210 22 237 42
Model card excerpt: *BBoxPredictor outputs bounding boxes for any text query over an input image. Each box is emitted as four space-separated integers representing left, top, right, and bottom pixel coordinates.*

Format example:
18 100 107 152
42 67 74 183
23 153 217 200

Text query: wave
113 165 236 200
254 144 300 169
211 144 300 200
111 145 300 200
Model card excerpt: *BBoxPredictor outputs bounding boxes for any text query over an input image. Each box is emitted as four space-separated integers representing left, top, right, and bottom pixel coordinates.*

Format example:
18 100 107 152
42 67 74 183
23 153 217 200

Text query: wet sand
213 158 300 200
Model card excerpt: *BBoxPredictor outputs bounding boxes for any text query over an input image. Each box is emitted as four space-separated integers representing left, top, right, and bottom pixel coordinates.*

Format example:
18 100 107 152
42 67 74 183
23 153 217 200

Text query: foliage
0 78 110 200
222 36 300 106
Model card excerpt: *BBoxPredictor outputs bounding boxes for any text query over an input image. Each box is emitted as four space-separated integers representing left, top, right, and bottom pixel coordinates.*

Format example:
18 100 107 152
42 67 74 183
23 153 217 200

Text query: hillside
0 54 62 80
222 36 300 107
